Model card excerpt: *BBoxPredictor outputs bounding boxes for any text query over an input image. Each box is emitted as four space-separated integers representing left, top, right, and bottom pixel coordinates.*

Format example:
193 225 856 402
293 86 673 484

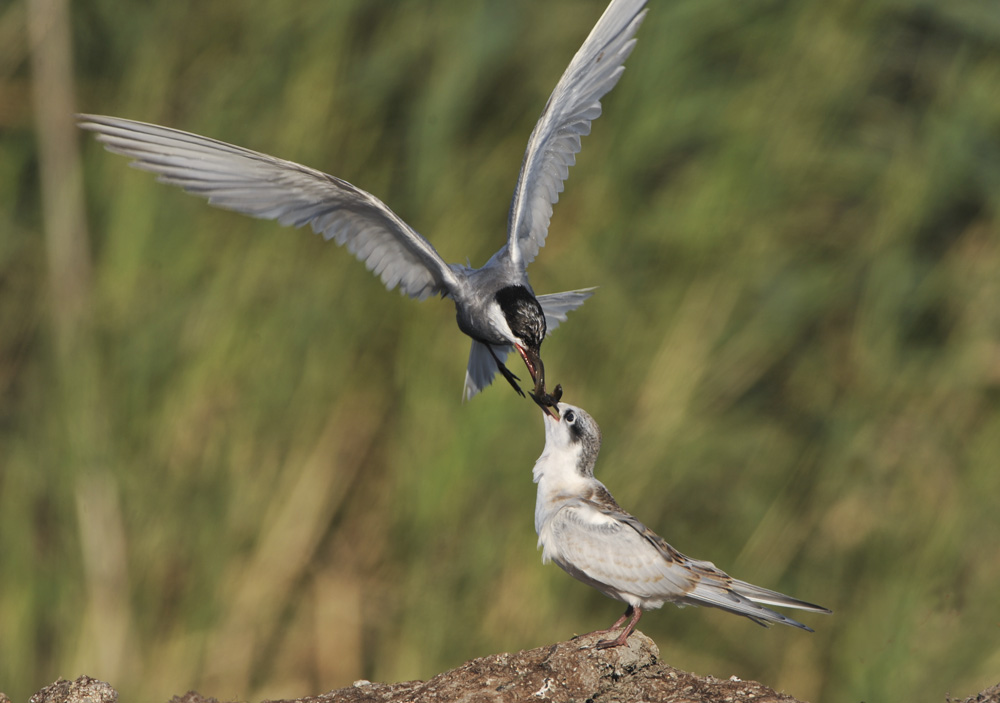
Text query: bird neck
533 445 591 495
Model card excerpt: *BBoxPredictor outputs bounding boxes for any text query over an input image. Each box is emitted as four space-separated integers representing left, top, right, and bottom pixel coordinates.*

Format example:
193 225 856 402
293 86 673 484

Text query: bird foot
495 362 525 397
594 632 631 649
584 605 640 650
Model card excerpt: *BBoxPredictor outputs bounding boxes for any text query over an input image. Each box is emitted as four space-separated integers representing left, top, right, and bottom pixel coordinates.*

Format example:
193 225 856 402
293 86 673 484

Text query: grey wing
612 511 827 629
548 501 701 602
505 0 647 269
463 341 511 401
77 114 460 300
536 288 596 336
727 578 831 615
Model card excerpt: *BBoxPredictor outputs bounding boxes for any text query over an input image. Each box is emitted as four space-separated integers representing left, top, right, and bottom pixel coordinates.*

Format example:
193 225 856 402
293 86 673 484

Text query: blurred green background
3 0 1000 700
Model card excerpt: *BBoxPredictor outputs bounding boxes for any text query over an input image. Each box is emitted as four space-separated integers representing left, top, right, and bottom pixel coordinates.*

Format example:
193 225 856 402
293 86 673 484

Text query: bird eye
564 410 576 424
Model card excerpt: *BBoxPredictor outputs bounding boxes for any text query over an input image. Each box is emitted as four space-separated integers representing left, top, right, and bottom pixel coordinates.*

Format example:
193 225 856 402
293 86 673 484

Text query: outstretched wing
78 114 460 300
536 288 596 335
505 0 647 269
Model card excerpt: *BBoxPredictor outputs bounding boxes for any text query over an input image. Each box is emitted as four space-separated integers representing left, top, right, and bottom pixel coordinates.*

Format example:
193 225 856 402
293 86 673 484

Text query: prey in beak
516 342 562 417
530 383 563 418
515 343 546 399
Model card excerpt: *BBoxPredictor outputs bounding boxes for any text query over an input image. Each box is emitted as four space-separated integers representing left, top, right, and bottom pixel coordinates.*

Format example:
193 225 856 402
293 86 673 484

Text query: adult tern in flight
533 403 830 648
77 0 649 406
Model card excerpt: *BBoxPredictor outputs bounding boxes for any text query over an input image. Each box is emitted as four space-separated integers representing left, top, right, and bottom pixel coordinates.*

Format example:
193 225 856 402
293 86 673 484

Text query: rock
951 682 1000 703
263 630 801 703
168 694 225 703
28 676 117 703
24 634 1000 703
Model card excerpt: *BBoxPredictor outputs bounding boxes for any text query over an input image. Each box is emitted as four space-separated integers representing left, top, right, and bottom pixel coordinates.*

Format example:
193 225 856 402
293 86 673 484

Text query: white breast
532 446 592 537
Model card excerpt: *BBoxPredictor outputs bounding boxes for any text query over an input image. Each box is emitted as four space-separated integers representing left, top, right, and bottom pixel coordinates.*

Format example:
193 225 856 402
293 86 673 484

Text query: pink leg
595 605 643 649
576 605 632 642
595 606 632 635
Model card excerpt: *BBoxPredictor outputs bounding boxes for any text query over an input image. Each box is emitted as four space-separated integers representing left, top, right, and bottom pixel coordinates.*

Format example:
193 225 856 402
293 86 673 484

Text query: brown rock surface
28 676 117 703
18 634 1000 703
265 631 800 703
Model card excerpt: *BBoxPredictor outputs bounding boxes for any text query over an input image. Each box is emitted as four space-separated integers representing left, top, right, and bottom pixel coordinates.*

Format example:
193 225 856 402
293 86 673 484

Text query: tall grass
3 0 1000 701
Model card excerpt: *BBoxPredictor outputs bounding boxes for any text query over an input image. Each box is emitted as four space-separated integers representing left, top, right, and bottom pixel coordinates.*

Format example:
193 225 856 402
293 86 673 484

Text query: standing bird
533 403 830 648
77 0 649 405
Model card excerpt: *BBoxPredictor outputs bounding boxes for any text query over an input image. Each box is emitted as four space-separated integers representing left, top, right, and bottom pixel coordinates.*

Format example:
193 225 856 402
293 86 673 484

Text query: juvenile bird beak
530 383 562 419
535 399 559 419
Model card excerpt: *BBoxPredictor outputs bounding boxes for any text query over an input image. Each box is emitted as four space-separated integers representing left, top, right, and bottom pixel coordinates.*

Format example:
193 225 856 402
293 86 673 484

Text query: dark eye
564 410 576 424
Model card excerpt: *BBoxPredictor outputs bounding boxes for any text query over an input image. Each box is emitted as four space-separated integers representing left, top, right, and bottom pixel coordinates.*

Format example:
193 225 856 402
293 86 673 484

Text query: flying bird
77 0 649 405
533 403 830 648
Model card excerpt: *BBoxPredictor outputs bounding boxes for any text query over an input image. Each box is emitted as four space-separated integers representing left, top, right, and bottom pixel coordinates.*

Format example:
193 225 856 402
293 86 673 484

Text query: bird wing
610 509 825 629
727 578 831 615
504 0 647 269
77 114 460 300
463 341 511 401
552 491 825 629
536 288 596 336
547 499 702 601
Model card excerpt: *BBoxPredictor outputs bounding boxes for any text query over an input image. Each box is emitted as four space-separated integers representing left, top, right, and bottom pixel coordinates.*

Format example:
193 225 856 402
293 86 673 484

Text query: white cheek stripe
485 303 518 343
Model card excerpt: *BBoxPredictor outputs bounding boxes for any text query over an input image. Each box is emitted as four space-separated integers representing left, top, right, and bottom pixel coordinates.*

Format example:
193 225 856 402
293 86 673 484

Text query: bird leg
488 346 525 397
594 605 643 649
598 606 633 634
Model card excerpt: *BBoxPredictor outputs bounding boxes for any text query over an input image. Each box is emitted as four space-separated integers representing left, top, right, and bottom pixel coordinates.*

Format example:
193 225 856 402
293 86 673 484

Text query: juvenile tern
77 0 649 404
533 403 830 648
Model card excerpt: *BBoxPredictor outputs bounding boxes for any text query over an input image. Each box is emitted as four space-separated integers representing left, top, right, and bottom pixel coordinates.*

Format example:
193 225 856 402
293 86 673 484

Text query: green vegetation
4 0 1000 700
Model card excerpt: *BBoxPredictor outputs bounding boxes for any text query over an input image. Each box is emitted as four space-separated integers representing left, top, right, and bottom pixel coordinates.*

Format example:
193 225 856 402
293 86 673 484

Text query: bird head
532 403 601 490
495 285 548 396
540 402 602 478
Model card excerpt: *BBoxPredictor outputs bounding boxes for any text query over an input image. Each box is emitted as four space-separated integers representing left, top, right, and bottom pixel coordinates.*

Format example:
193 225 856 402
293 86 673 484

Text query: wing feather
536 288 596 335
550 500 825 629
546 501 701 601
506 0 647 268
77 114 459 300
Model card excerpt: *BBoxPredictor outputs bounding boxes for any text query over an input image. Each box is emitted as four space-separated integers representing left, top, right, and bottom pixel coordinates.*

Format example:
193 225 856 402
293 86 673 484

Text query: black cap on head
495 285 546 349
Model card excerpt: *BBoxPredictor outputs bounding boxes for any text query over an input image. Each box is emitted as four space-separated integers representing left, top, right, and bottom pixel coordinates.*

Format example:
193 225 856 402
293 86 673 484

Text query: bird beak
515 344 545 397
535 400 559 419
530 383 562 419
518 344 563 417
537 400 559 419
